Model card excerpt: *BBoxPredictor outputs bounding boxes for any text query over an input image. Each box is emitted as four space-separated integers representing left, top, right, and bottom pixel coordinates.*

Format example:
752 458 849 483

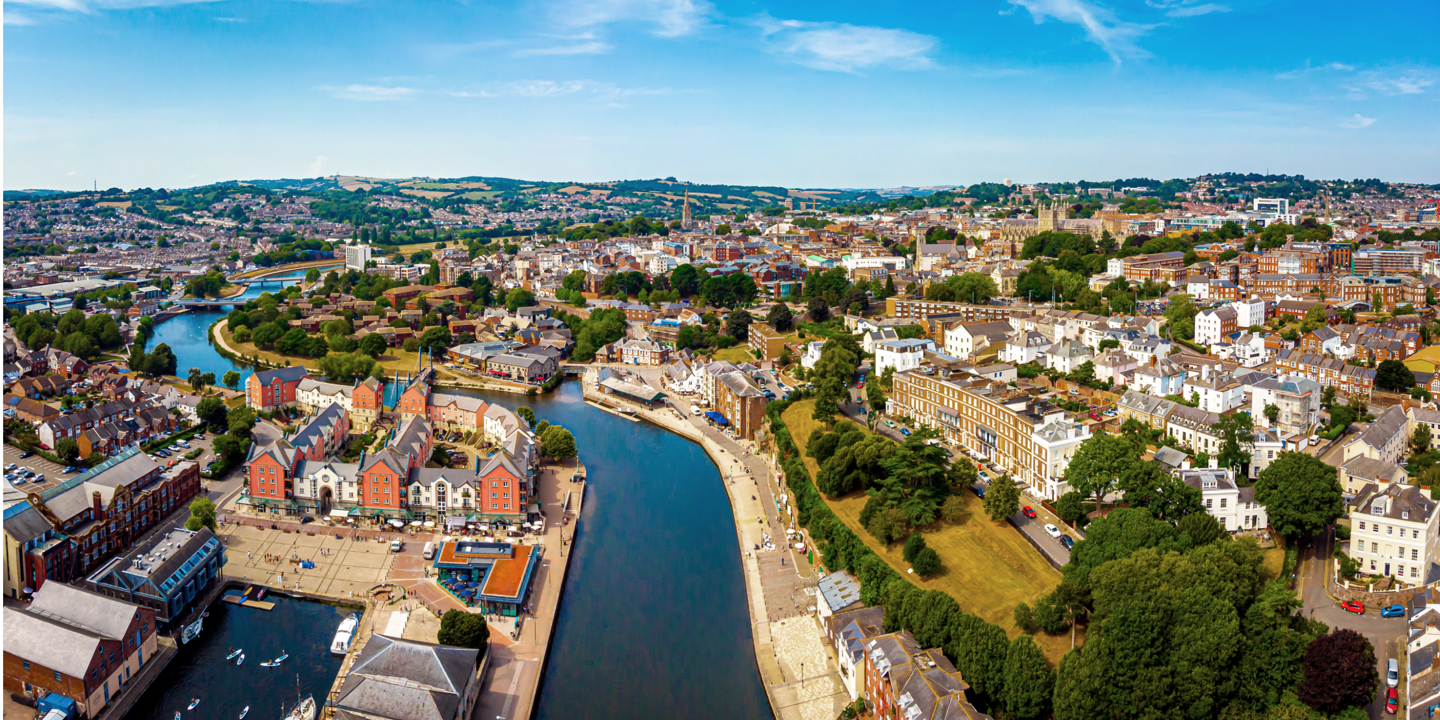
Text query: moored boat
284 695 316 720
180 617 203 644
330 613 359 655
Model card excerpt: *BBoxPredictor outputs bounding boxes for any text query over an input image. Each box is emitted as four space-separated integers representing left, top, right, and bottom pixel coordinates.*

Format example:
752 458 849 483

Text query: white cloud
1341 114 1376 129
65 171 77 176
513 39 613 57
4 9 39 23
449 80 669 100
1164 3 1228 17
1008 0 1154 63
8 0 221 10
553 0 710 37
1364 74 1434 95
309 155 329 175
756 16 938 73
1326 62 1355 71
322 84 421 101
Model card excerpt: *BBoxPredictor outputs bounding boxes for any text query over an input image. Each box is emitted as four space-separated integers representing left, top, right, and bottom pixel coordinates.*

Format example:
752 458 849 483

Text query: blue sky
5 0 1438 190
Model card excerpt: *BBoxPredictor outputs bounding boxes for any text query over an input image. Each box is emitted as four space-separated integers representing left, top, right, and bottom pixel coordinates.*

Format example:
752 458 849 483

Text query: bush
1033 596 1066 633
1013 602 1035 633
1336 524 1351 540
911 547 941 575
903 533 927 563
436 610 489 650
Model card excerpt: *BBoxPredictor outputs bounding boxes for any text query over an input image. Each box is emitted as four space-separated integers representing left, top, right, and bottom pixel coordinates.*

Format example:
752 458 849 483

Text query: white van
422 541 435 560
389 539 402 553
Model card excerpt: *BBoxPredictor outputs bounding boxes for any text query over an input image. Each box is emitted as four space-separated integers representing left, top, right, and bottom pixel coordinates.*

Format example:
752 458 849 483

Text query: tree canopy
1253 452 1343 541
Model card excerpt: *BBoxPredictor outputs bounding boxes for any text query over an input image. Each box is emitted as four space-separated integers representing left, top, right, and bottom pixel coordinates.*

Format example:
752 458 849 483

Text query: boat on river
226 649 242 660
239 706 249 720
330 613 358 655
180 617 203 644
284 695 316 720
188 698 200 710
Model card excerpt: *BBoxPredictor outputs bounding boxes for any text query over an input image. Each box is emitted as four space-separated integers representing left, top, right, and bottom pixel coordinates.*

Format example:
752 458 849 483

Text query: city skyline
5 0 1439 190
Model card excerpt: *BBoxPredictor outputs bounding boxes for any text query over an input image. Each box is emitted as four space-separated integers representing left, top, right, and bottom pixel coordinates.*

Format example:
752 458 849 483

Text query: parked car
1386 688 1398 714
1341 600 1366 614
1022 506 1038 519
1059 535 1075 550
1388 658 1400 688
4 463 15 472
1043 524 1063 539
63 466 76 474
19 451 32 459
972 485 986 498
33 475 44 484
900 427 910 436
1089 412 1102 421
1382 604 1406 618
884 420 895 428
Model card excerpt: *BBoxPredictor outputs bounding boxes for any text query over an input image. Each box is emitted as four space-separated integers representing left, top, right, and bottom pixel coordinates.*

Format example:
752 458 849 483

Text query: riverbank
234 260 343 279
580 371 849 720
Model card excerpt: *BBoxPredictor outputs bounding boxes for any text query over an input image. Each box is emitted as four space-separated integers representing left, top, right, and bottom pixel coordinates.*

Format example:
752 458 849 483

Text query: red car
1342 600 1366 614
1386 688 1398 714
1022 507 1038 519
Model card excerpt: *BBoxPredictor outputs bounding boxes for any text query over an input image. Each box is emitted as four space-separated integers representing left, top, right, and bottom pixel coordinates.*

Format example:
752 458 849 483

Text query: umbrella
388 519 405 528
423 521 435 528
460 589 475 597
410 521 423 526
468 582 479 588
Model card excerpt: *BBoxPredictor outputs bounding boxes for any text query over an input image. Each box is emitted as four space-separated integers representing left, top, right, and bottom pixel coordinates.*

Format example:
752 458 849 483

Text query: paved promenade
584 371 850 720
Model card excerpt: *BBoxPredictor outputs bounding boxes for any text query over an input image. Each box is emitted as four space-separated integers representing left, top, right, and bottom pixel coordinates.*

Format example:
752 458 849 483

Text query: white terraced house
1348 483 1440 587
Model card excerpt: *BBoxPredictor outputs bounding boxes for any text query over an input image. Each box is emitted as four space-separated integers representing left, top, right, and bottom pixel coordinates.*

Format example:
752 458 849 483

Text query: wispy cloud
1342 114 1376 129
1007 0 1154 63
1362 74 1434 95
322 84 421 101
1275 60 1356 80
449 80 669 100
309 155 329 175
8 0 222 11
552 0 710 37
513 34 613 57
1145 0 1228 17
4 9 39 23
755 15 938 73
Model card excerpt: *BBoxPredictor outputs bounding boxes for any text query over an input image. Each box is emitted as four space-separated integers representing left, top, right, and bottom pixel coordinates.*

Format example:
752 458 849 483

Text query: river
123 594 352 720
451 385 773 720
167 291 773 719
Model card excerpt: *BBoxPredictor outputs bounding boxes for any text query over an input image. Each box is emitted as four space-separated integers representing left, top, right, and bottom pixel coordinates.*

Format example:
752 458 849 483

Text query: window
1388 526 1394 535
23 661 29 670
1220 498 1227 509
1414 567 1420 578
1414 549 1420 561
54 671 61 683
1360 522 1367 531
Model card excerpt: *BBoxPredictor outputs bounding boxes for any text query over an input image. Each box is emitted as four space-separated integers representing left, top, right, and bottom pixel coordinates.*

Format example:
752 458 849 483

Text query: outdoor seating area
437 568 486 608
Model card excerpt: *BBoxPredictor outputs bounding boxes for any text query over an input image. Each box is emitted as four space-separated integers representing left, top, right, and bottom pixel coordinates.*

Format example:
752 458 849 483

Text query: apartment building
1273 349 1377 400
1165 405 1223 457
246 366 310 412
296 378 355 416
1248 375 1321 435
1350 247 1430 276
862 629 990 720
942 321 1012 362
884 298 1024 324
1342 406 1410 466
715 371 767 440
1194 306 1238 345
875 339 935 375
891 369 1090 500
1347 483 1439 586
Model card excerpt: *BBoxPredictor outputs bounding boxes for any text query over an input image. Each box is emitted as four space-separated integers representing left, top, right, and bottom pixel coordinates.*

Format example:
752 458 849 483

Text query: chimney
1181 459 1191 470
92 490 104 521
1209 457 1219 469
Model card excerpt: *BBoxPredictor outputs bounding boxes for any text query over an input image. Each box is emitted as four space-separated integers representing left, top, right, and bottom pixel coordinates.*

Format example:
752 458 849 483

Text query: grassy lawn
1261 548 1285 581
710 345 759 363
783 400 1074 663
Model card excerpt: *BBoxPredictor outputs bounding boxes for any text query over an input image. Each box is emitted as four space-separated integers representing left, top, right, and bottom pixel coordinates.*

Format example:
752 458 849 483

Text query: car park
1342 600 1365 614
1043 524 1063 539
1022 506 1037 519
1382 604 1406 618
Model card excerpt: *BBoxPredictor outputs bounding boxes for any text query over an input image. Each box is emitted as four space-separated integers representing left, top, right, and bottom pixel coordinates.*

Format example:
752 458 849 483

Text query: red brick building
246 366 310 412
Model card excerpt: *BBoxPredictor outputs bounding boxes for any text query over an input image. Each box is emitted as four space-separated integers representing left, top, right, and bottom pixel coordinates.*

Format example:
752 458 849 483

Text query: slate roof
26 581 140 641
2 605 104 678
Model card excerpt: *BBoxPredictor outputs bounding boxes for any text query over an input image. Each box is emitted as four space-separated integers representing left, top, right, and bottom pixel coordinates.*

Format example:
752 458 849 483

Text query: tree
1177 511 1225 546
1416 423 1434 455
911 547 941 575
1254 452 1343 542
227 406 257 440
1002 636 1055 720
188 367 205 392
1055 490 1088 526
56 438 81 465
940 495 966 523
504 287 537 312
724 310 752 341
252 323 283 349
515 406 536 427
418 326 452 354
360 333 388 358
1063 433 1135 510
196 397 228 429
185 496 218 533
1213 411 1255 474
1298 629 1378 714
983 475 1021 520
903 533 927 563
1260 403 1280 426
1321 386 1337 408
1375 359 1416 391
540 426 578 459
437 609 490 650
1013 603 1035 633
806 296 829 323
766 303 794 332
223 370 241 390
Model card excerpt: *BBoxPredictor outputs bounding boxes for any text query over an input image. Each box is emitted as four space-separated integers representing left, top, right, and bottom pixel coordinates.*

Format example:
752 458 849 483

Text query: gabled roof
362 448 409 476
251 366 309 386
2 606 104 678
27 581 141 641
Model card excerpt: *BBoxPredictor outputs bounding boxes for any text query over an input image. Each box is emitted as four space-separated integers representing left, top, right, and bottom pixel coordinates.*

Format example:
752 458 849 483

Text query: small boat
273 652 289 663
180 616 203 644
175 712 181 720
239 707 249 720
236 653 245 666
284 695 316 720
260 660 279 668
226 649 242 660
330 613 359 655
255 587 266 601
188 699 200 710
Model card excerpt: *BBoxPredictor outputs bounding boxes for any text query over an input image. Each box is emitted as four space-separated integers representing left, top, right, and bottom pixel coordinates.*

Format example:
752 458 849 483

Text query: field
459 191 503 200
783 400 1075 663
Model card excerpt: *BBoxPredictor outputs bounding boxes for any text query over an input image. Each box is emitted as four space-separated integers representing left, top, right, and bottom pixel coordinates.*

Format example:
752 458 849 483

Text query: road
1298 526 1404 718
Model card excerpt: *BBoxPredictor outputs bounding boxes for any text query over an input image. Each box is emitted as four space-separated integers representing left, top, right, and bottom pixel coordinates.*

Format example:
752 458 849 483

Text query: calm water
152 266 405 406
124 594 352 720
449 384 773 720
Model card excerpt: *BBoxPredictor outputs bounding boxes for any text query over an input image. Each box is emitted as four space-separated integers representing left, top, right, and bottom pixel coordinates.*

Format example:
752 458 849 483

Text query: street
1298 526 1404 719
